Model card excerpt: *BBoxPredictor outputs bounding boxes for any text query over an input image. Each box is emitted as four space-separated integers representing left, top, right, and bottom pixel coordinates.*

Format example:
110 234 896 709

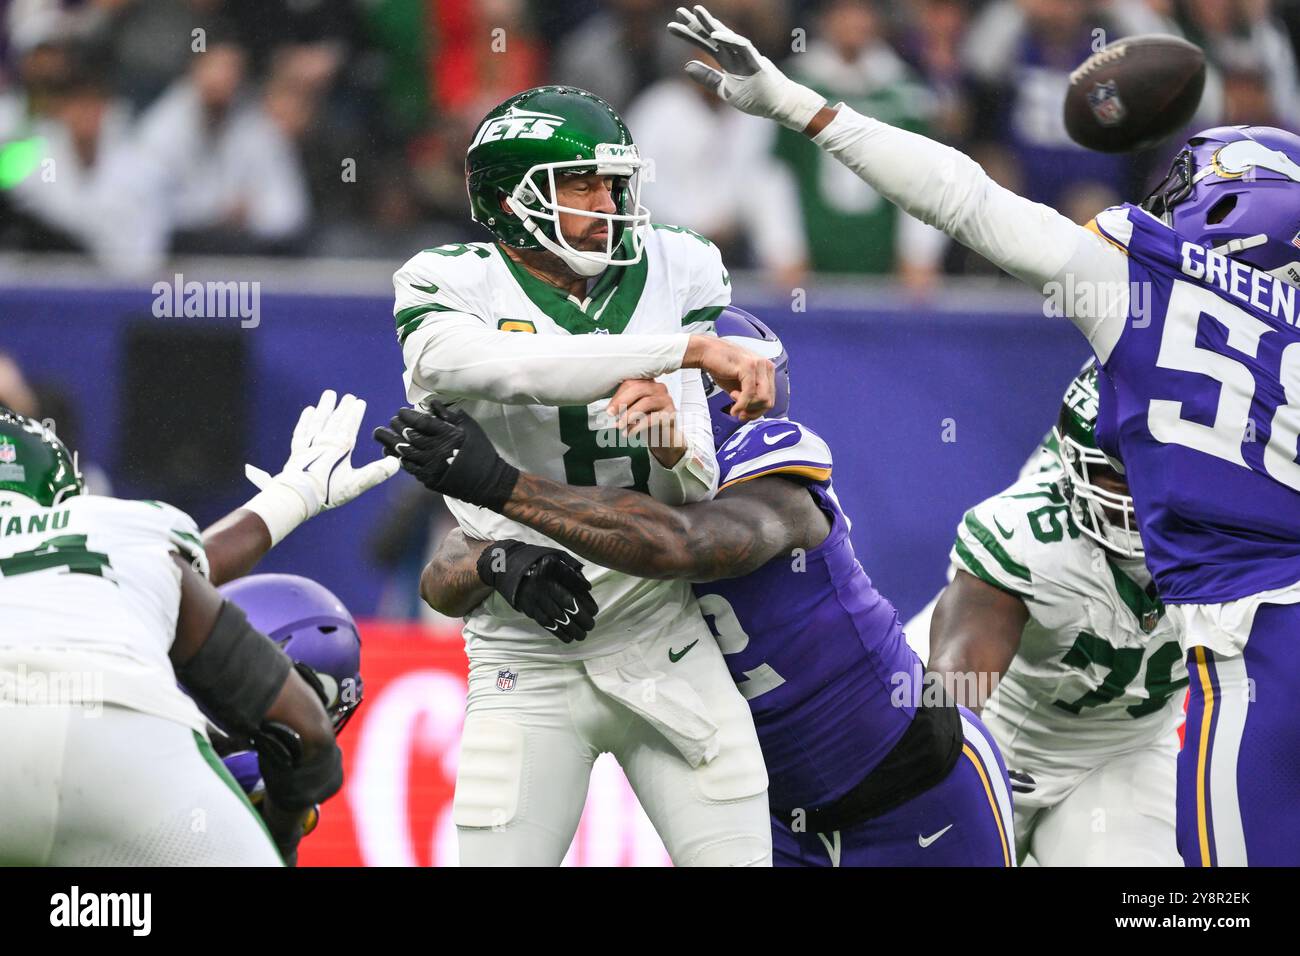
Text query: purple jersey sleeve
716 419 833 491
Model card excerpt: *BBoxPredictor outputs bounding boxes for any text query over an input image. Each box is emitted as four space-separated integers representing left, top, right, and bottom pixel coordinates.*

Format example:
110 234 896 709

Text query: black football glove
476 539 598 643
374 403 519 511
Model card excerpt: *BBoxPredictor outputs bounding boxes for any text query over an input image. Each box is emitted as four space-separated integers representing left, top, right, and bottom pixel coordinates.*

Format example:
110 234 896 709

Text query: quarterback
383 310 1016 867
390 85 775 866
914 364 1186 866
668 5 1300 864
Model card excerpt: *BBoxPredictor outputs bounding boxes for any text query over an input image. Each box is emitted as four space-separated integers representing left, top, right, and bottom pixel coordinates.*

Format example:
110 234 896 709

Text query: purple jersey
1090 203 1300 603
692 418 924 815
224 750 263 795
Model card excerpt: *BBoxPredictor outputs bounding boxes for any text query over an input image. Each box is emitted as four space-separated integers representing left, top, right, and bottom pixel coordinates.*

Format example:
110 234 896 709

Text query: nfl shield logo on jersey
1087 80 1126 127
1142 608 1160 633
0 439 15 464
496 669 518 692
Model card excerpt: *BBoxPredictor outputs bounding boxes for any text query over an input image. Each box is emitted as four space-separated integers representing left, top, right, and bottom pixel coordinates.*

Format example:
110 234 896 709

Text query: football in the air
1063 34 1206 153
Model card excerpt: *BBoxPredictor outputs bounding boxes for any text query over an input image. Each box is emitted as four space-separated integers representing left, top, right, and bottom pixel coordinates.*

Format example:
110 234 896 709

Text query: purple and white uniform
694 418 1015 866
1088 202 1300 866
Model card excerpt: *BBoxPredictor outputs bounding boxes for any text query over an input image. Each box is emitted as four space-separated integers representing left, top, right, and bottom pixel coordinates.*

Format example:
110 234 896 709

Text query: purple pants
1178 601 1300 866
772 707 1014 867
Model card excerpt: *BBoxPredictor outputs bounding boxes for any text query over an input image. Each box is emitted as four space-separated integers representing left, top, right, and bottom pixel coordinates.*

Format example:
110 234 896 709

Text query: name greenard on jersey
151 273 260 329
1180 241 1300 324
0 662 104 715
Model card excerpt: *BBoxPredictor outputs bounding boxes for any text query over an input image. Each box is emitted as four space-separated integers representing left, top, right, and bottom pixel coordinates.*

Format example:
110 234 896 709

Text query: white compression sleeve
646 369 719 505
811 105 1131 351
402 318 692 406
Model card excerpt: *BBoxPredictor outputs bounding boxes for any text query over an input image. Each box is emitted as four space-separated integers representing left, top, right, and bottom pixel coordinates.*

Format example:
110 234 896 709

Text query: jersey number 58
1150 280 1300 489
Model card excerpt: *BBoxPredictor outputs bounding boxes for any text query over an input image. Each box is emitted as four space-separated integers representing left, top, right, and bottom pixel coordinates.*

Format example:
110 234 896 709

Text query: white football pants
0 704 282 866
1015 740 1180 866
454 625 771 867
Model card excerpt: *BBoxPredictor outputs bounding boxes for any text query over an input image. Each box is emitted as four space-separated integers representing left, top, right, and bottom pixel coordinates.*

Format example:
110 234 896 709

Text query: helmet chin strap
508 197 609 278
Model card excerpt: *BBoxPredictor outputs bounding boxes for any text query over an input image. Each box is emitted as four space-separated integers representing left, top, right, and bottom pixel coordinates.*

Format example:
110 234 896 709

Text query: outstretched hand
667 5 826 132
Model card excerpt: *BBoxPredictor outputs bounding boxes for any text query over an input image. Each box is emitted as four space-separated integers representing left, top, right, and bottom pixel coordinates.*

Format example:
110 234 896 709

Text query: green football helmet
1052 363 1143 558
465 85 651 277
0 407 84 507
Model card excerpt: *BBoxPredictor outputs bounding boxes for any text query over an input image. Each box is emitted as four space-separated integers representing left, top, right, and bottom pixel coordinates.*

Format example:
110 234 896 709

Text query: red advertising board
298 621 671 867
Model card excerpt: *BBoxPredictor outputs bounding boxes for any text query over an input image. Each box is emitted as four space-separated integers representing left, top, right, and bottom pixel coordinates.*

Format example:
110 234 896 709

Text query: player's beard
512 219 612 286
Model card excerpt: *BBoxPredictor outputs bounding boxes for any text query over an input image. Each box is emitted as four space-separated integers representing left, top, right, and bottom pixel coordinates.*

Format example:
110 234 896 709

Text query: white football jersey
394 225 730 661
0 495 209 733
949 471 1187 807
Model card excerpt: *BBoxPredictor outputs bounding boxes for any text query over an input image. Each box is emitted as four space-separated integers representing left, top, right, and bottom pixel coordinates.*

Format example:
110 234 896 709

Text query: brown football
1064 34 1206 153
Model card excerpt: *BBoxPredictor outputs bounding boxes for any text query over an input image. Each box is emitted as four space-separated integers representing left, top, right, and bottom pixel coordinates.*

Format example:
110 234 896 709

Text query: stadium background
2 0 1295 864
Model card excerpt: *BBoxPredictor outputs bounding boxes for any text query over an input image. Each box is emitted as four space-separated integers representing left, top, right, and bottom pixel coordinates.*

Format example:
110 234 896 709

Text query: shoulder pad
648 224 731 329
716 419 832 491
950 482 1042 600
1086 205 1136 253
393 244 496 341
95 497 211 579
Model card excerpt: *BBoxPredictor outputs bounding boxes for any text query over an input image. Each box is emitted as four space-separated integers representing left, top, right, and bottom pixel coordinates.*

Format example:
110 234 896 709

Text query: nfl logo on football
1087 80 1126 127
496 669 518 692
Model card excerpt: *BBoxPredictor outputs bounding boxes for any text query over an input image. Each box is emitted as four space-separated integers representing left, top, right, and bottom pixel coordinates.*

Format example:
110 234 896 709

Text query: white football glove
244 389 400 545
667 5 826 131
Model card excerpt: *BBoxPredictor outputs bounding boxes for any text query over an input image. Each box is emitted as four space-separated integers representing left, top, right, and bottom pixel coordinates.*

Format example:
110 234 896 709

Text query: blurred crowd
3 0 1300 285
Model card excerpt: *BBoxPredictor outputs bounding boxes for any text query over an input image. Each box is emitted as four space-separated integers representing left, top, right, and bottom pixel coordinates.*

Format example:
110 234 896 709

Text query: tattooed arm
420 473 828 616
421 529 493 616
501 471 827 582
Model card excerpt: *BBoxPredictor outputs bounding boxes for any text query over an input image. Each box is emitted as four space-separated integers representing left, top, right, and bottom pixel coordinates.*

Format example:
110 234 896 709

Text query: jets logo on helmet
468 107 566 150
465 86 651 278
1053 363 1144 559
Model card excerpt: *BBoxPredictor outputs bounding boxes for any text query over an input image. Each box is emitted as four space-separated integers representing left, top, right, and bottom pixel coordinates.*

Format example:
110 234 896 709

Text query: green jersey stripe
171 529 203 549
395 303 461 344
963 512 1032 581
497 239 649 336
1108 560 1165 627
954 539 1032 598
193 731 281 860
683 305 723 327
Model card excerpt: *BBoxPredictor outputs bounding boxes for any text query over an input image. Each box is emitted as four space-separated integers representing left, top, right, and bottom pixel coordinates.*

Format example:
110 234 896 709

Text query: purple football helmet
219 573 364 734
704 306 791 446
1142 125 1300 284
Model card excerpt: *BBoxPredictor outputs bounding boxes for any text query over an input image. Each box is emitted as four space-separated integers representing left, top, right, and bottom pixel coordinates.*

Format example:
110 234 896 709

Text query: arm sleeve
811 105 1131 351
400 317 693 406
646 368 719 505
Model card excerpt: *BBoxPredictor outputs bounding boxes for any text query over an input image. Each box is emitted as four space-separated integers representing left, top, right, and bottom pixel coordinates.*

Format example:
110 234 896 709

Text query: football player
382 309 1016 867
0 409 341 865
390 85 777 866
669 5 1300 866
213 573 364 846
912 363 1186 866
